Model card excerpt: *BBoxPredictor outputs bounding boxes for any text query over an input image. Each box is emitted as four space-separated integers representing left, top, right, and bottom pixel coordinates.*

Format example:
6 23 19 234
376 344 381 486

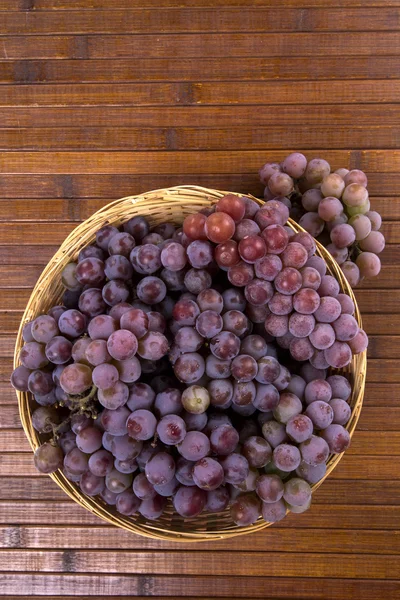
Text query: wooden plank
1 125 400 151
1 105 399 128
2 81 400 106
0 173 398 198
2 8 400 35
0 198 397 224
2 57 400 84
0 501 399 529
1 150 400 174
0 548 399 578
1 524 399 554
0 573 399 600
2 0 400 8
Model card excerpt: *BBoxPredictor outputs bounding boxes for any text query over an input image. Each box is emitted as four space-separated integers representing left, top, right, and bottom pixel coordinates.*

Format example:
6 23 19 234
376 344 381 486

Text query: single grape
305 158 331 184
296 460 327 484
265 313 289 337
262 420 288 448
324 341 352 368
76 426 103 454
210 423 239 455
205 354 231 379
205 211 235 243
137 331 169 361
305 255 326 276
34 443 63 474
88 314 117 340
305 400 334 429
88 449 114 477
183 212 207 240
273 393 302 424
98 380 129 410
283 477 311 507
261 499 287 523
220 453 249 485
78 245 104 262
326 375 351 400
215 194 246 222
348 329 369 354
273 365 291 391
100 488 119 506
330 223 356 248
330 398 351 425
192 457 225 491
293 288 321 315
320 424 351 453
326 244 348 265
253 382 279 412
156 414 186 445
300 435 330 466
274 267 302 295
174 352 205 383
286 414 313 444
309 323 335 350
242 436 272 468
232 381 256 406
228 261 254 287
289 313 315 338
205 486 230 512
145 452 175 485
318 196 344 222
154 388 182 417
261 224 289 255
124 397 160 437
130 243 162 275
178 431 210 461
344 169 368 187
255 356 280 384
240 335 268 360
230 493 261 526
366 210 382 231
254 254 282 281
173 297 201 325
133 472 157 499
153 476 179 497
196 310 223 338
281 152 307 178
342 183 368 207
137 276 166 305
91 363 118 389
268 171 294 196
64 447 89 476
31 406 61 433
298 212 324 237
105 469 133 494
58 309 87 338
173 486 207 517
60 363 92 395
321 173 345 198
115 489 140 515
314 296 342 323
222 288 246 311
234 219 261 243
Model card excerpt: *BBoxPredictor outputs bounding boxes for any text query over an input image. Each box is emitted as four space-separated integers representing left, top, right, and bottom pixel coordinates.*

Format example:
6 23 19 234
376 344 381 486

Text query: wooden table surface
0 1 399 598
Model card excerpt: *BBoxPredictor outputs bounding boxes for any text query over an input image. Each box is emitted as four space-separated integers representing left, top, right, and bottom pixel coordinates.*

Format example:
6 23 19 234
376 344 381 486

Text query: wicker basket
14 185 366 542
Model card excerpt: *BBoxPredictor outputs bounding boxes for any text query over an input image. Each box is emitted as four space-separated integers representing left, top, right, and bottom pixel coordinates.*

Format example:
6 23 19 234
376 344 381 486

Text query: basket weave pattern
14 186 366 541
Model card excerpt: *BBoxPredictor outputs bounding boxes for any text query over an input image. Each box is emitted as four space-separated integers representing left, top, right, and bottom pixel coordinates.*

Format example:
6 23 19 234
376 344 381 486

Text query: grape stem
50 384 99 445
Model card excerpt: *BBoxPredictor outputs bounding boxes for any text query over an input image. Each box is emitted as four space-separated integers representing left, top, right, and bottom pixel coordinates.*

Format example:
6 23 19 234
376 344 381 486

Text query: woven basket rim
14 185 366 542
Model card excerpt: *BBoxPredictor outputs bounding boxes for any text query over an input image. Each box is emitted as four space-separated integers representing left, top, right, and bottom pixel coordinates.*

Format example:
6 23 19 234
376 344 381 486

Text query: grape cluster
259 153 385 286
11 196 366 526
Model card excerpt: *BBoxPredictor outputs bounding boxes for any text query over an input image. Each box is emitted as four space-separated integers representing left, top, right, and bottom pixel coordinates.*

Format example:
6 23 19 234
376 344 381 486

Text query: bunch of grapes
259 153 385 287
11 194 367 526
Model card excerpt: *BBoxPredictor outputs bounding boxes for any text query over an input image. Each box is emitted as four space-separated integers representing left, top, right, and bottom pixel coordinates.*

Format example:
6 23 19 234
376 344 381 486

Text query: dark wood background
0 0 399 598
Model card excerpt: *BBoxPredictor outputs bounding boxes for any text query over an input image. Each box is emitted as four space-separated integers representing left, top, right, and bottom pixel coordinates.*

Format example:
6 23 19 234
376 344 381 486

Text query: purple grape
178 431 210 461
101 406 130 436
273 443 301 472
173 486 207 518
137 331 169 361
296 460 327 484
157 414 186 445
88 314 117 340
326 375 351 401
126 409 157 441
105 469 133 494
230 493 261 526
154 388 182 417
88 449 114 477
92 363 119 389
210 424 239 456
220 453 249 485
145 452 175 486
261 499 287 523
130 244 161 275
305 400 334 429
242 436 272 468
192 457 224 490
300 435 330 466
98 380 129 410
320 424 351 453
76 426 103 454
286 414 313 443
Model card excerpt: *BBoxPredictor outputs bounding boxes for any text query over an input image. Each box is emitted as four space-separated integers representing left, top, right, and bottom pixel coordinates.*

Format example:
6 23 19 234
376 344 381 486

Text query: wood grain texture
0 1 399 598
